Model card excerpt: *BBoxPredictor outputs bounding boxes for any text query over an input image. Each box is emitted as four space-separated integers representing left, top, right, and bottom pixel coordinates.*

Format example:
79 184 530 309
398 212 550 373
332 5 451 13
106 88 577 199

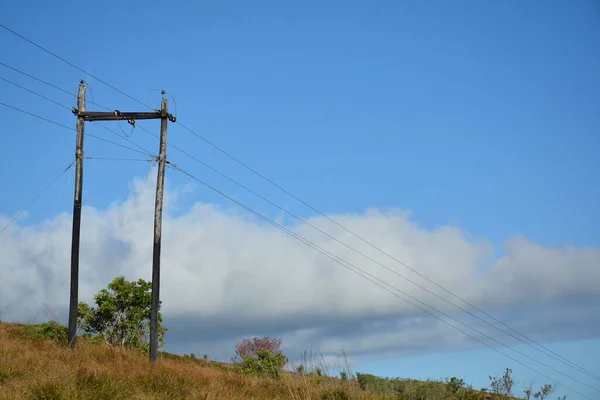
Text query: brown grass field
0 322 506 400
0 322 393 400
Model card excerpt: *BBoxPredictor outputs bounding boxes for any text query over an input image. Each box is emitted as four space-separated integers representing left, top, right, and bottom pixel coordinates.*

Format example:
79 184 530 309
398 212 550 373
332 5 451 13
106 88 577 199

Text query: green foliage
233 337 288 379
77 276 166 353
339 370 348 381
22 320 68 345
235 349 288 379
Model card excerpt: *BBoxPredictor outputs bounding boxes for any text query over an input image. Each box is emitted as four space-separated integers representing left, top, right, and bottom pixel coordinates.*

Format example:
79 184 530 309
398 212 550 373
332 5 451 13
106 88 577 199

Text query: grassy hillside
0 322 520 399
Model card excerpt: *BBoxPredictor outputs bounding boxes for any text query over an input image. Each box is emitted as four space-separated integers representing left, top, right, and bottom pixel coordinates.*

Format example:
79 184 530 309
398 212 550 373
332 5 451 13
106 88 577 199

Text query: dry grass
0 323 392 400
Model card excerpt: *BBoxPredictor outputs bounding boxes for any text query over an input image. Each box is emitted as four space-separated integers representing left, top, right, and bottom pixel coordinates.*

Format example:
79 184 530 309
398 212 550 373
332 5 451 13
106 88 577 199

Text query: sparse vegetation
489 368 515 399
0 272 568 400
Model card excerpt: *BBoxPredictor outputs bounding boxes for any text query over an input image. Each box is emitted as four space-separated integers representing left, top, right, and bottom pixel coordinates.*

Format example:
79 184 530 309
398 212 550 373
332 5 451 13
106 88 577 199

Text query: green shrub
235 349 287 379
233 337 288 379
22 321 68 345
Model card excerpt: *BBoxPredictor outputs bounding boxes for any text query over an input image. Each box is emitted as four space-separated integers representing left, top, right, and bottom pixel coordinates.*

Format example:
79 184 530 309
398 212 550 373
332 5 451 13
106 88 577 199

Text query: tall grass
0 323 392 400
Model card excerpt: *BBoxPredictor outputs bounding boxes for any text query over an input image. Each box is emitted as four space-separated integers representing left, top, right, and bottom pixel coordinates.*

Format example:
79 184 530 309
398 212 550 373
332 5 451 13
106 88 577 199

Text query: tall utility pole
150 95 169 363
69 85 175 355
68 81 86 347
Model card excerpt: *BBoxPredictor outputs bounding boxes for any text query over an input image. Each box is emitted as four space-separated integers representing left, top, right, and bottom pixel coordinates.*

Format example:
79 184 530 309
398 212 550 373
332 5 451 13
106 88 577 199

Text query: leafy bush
233 337 288 379
77 276 167 353
22 320 68 345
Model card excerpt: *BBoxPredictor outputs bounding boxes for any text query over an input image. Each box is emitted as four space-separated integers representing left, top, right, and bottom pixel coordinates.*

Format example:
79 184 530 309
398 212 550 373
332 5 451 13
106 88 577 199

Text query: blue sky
1 1 599 399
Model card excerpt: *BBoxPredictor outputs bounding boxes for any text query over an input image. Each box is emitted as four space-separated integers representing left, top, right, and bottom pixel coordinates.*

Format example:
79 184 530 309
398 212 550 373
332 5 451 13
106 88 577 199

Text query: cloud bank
1 171 599 362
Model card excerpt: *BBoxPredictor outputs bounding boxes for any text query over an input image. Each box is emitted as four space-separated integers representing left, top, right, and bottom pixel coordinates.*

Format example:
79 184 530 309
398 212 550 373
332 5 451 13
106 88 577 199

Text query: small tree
489 368 515 399
233 336 288 379
77 276 166 353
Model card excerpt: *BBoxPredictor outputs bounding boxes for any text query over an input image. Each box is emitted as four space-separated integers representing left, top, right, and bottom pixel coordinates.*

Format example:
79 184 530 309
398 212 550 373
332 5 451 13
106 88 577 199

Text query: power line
95 123 155 157
161 152 599 392
0 159 75 236
0 75 71 110
169 163 596 400
159 122 600 383
174 120 600 382
0 159 76 321
0 23 152 110
0 61 111 110
0 65 153 157
0 102 151 157
0 61 73 96
140 117 600 387
0 101 74 130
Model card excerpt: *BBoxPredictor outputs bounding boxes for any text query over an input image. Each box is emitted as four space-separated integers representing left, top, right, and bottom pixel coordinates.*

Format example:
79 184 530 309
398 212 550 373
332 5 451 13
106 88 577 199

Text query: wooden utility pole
70 86 175 355
150 95 169 363
68 81 86 347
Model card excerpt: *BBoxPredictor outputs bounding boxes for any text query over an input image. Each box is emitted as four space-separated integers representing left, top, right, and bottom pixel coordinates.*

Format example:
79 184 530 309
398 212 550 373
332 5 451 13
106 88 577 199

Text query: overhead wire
0 61 111 111
0 68 155 157
2 20 597 387
174 128 600 381
143 91 599 386
150 121 600 383
0 159 76 321
0 75 71 111
169 163 596 400
49 166 74 216
0 159 75 236
0 102 150 157
0 23 152 110
153 144 600 392
94 123 155 157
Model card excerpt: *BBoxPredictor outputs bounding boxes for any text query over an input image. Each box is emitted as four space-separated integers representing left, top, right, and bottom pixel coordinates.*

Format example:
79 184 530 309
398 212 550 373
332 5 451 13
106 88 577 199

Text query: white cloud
1 170 599 360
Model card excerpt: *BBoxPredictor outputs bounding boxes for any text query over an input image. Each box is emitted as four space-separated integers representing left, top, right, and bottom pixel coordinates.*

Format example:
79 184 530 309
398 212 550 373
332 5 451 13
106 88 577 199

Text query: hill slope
0 322 503 399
